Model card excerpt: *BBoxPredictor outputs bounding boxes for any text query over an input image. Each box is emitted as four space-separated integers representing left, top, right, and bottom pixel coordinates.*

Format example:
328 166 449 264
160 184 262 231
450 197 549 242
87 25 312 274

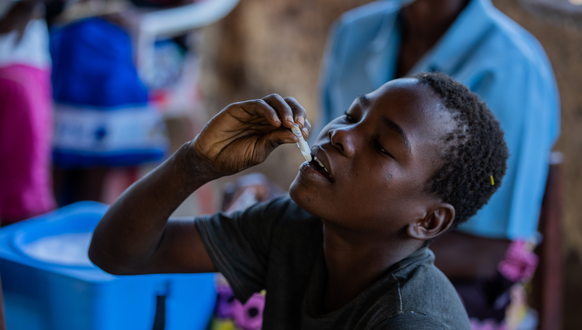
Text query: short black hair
409 72 509 229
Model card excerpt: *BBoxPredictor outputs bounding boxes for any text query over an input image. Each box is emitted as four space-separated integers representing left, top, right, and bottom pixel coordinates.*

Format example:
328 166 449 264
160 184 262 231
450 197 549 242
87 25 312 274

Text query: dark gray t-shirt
196 197 471 329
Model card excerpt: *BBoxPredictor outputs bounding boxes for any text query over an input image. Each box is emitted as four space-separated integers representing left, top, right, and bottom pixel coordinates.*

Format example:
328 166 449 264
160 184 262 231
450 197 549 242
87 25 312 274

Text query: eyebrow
382 117 412 154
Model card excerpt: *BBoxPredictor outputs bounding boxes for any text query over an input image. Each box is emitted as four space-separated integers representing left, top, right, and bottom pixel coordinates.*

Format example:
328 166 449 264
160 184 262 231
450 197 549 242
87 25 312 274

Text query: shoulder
476 4 553 77
324 1 399 77
389 252 471 329
372 311 448 330
353 250 470 329
455 7 558 110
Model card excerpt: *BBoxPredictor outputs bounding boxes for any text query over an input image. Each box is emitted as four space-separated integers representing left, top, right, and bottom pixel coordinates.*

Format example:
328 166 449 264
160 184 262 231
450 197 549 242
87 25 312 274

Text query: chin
289 176 327 218
288 176 306 206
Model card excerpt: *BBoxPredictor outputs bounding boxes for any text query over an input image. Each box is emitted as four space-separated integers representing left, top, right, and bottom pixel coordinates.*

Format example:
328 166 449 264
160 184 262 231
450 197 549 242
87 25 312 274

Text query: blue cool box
0 201 216 330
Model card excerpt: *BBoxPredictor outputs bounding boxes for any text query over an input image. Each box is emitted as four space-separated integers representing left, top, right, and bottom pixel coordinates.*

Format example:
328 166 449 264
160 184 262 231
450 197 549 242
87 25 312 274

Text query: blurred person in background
50 0 169 205
318 0 559 327
0 0 56 225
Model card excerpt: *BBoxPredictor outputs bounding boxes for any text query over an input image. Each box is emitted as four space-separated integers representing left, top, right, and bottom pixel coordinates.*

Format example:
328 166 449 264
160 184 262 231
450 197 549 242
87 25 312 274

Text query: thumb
255 130 298 161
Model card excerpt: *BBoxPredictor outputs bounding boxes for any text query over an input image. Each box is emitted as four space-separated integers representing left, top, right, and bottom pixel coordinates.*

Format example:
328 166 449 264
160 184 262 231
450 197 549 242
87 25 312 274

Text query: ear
406 203 455 241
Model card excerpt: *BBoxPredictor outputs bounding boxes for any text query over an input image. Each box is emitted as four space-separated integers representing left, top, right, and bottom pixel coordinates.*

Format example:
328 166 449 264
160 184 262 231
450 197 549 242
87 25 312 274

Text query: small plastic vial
291 124 312 162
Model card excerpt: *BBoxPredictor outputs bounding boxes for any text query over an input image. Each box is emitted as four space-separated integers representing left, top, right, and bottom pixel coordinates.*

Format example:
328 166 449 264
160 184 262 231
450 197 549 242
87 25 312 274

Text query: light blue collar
415 0 494 74
367 0 495 78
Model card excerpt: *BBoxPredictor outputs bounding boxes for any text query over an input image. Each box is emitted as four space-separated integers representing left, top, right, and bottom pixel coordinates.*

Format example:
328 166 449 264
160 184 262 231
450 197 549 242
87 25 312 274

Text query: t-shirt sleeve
372 312 450 330
195 197 289 303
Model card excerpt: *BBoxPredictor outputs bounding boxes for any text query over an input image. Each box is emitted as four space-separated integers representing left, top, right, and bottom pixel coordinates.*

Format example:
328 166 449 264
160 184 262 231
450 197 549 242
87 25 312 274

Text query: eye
374 140 395 159
344 111 357 123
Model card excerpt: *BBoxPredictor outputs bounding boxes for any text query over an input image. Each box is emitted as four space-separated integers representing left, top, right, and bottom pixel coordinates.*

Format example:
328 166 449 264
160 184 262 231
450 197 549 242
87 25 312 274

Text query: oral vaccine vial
291 124 312 162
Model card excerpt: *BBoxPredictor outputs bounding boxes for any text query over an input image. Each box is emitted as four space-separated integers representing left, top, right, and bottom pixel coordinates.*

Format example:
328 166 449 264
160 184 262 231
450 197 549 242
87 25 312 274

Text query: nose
328 127 356 158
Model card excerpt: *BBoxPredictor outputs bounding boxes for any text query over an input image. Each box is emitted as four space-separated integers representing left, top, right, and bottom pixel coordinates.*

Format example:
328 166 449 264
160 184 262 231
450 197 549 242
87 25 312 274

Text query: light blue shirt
318 0 560 240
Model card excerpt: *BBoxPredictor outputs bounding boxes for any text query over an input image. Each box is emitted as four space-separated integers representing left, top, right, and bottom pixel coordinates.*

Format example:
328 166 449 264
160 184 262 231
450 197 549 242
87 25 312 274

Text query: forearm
89 94 308 275
88 141 217 274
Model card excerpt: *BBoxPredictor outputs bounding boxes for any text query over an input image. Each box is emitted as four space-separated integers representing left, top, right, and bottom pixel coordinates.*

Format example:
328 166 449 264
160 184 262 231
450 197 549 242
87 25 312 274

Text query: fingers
268 129 298 146
262 94 296 129
243 99 283 128
284 97 307 129
232 94 310 138
284 96 310 138
259 129 299 158
262 94 310 133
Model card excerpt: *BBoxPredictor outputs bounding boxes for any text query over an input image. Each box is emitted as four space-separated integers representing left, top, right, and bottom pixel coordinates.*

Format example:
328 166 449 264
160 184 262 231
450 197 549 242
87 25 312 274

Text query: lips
309 147 333 182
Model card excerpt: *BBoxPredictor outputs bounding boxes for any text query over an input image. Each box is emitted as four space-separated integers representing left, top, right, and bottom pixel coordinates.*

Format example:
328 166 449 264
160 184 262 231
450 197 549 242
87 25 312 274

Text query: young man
318 2 559 318
89 73 508 329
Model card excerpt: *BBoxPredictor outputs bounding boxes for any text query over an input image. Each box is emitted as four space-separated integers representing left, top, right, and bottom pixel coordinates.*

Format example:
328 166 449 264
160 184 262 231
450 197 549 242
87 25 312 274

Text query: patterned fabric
211 276 265 330
454 241 540 330
498 241 538 282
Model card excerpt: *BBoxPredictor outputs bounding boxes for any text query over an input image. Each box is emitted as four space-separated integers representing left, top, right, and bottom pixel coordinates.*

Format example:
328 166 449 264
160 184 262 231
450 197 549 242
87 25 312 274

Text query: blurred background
0 0 581 329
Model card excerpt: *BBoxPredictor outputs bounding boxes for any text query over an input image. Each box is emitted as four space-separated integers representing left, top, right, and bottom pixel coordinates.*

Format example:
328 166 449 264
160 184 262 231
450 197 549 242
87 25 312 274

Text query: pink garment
497 240 538 282
232 292 265 330
0 64 56 223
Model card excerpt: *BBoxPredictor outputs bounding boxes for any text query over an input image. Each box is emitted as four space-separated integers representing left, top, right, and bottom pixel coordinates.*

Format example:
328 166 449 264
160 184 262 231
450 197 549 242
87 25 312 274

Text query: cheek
338 171 418 219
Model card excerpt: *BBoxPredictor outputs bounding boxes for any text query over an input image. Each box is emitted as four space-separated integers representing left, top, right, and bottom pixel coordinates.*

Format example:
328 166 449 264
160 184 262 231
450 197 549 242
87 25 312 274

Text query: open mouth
309 154 332 182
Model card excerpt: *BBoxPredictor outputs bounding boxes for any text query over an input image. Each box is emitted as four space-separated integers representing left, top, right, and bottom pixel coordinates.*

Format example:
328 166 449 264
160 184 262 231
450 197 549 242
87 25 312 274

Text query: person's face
289 78 455 236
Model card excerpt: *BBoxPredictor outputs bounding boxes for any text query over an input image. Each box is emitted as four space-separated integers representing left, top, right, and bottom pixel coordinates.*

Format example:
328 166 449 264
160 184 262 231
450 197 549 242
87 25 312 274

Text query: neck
400 0 469 41
321 221 422 313
396 0 470 77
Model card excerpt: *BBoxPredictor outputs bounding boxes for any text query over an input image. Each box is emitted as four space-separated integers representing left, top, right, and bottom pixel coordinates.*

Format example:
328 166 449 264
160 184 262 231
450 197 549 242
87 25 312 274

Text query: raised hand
193 94 310 177
89 94 310 275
